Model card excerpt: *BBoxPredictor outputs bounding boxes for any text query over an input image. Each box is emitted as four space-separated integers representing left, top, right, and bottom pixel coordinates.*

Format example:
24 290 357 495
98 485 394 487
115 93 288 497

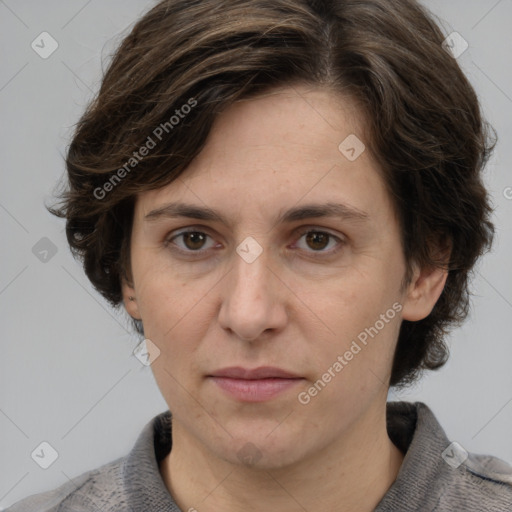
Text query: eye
294 229 343 254
165 227 343 257
166 230 218 253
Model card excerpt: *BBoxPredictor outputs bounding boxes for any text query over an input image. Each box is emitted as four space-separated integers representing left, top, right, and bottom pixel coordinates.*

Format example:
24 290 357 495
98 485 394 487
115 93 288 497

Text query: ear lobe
121 279 142 321
401 262 449 322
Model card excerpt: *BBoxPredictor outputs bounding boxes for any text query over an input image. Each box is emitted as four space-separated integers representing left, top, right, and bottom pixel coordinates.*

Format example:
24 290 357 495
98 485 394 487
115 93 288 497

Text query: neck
160 403 404 512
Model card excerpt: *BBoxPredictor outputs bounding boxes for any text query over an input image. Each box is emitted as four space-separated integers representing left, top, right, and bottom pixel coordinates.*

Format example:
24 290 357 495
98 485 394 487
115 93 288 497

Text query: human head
52 0 495 388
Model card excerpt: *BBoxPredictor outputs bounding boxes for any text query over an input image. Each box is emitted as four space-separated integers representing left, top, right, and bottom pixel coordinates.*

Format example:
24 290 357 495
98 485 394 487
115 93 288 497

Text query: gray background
1 0 511 508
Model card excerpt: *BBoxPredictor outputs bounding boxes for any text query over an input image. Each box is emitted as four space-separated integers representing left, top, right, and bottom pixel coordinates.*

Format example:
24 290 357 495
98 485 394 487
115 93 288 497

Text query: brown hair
50 0 496 387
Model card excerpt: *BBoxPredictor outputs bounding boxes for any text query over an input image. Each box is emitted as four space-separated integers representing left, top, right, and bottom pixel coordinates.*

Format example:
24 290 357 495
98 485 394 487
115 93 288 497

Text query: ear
401 250 450 322
121 278 142 321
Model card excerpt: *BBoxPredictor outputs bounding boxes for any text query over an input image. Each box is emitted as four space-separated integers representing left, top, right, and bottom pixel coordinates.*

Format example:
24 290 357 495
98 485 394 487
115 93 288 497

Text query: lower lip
209 377 303 402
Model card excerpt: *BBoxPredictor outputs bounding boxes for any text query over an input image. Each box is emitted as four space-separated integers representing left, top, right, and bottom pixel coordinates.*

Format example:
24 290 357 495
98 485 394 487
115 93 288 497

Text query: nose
217 248 288 342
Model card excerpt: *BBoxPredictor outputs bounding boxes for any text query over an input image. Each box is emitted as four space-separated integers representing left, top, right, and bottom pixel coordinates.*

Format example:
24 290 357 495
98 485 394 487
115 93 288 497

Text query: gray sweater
6 402 512 511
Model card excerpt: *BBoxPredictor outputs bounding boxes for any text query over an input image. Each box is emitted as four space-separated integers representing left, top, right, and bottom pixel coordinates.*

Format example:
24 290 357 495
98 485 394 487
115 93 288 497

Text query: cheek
132 249 202 326
297 261 400 337
136 269 216 412
299 310 402 422
297 262 403 388
139 278 210 345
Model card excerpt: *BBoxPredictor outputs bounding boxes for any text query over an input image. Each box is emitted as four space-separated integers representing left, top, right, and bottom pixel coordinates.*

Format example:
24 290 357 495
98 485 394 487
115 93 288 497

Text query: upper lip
209 366 302 380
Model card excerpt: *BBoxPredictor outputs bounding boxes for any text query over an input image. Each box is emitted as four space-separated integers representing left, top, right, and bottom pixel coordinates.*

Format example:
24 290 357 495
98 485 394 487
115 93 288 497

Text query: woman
7 0 512 510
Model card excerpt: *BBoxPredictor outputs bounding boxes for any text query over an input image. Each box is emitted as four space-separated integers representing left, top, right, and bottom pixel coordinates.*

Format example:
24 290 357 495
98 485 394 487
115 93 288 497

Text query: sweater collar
375 401 454 511
123 401 451 511
123 410 179 511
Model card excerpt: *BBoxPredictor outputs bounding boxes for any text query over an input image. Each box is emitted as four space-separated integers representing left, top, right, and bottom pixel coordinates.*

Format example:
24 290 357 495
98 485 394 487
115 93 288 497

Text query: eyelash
164 227 345 258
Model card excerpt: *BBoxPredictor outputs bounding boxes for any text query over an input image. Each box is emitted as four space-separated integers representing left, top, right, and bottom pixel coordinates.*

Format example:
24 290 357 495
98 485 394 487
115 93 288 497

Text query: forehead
197 84 366 171
135 85 392 223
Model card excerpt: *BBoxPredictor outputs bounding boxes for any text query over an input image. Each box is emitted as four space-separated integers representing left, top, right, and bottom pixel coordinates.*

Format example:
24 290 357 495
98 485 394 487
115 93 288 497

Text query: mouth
207 366 305 402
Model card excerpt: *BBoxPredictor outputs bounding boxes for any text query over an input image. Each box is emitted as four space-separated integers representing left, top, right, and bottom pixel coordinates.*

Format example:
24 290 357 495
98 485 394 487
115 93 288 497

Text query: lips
208 366 304 402
209 366 301 380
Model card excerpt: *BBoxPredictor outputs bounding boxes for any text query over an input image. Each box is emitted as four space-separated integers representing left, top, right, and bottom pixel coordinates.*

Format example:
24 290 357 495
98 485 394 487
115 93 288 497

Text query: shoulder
4 457 126 512
436 447 512 511
381 401 512 511
417 402 512 510
4 411 172 512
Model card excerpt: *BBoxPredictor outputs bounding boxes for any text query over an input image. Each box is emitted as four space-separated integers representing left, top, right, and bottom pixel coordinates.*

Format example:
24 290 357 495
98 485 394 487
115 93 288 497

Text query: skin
123 84 448 512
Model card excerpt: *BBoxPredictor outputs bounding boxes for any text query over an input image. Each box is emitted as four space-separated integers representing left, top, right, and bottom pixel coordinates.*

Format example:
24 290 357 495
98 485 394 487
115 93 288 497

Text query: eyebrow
144 201 369 225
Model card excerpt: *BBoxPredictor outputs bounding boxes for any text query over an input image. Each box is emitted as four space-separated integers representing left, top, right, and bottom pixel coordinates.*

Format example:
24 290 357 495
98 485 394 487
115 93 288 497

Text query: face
123 84 445 470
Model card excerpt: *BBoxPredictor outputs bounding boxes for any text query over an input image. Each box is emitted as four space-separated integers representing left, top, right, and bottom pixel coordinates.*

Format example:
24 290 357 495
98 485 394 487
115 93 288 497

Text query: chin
213 427 311 471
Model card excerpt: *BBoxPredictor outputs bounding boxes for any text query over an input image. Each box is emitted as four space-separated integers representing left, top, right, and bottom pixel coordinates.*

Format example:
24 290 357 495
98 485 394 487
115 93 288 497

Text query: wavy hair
50 0 496 387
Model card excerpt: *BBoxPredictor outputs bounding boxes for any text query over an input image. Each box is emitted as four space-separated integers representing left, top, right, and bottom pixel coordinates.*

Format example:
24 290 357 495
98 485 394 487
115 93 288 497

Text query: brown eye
305 232 330 251
182 232 208 250
294 229 343 255
168 230 216 254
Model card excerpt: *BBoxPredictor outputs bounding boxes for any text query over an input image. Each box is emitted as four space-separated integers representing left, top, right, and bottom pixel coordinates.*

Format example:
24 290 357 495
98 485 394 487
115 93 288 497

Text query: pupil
306 232 328 250
184 232 205 250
